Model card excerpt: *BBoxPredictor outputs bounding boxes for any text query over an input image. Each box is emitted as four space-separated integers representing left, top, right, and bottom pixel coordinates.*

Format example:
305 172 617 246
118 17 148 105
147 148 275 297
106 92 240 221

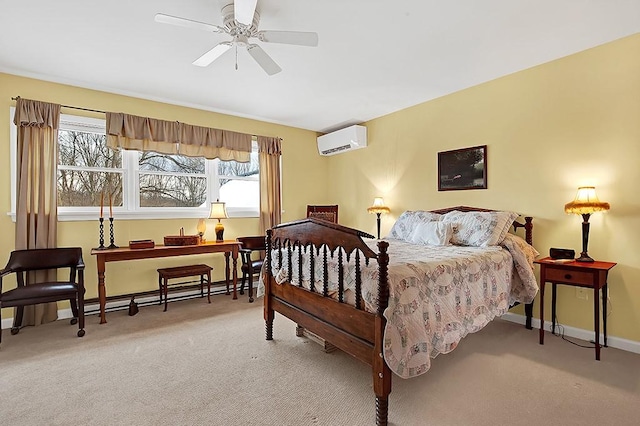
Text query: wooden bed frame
263 206 534 426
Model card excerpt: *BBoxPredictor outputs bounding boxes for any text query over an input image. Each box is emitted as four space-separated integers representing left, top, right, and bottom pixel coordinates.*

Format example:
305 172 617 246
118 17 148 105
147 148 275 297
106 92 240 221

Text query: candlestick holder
96 217 106 250
108 217 119 249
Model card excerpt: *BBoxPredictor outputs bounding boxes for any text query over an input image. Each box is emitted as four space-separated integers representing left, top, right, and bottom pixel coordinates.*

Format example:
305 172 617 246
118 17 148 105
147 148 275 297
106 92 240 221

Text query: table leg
594 284 600 361
551 283 557 335
603 282 608 347
539 278 545 345
232 249 238 300
224 252 231 295
97 256 107 324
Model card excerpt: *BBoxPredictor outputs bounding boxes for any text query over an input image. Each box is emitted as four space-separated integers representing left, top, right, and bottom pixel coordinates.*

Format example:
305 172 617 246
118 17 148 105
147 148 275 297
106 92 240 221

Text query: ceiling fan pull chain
235 44 239 70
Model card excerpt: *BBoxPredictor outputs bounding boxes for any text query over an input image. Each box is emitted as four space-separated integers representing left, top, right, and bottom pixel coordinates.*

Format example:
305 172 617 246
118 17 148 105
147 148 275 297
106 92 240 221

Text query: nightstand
534 257 616 360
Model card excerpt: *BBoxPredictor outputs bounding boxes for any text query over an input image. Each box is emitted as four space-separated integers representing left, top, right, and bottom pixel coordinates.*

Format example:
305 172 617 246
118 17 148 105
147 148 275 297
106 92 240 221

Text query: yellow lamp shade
564 187 610 215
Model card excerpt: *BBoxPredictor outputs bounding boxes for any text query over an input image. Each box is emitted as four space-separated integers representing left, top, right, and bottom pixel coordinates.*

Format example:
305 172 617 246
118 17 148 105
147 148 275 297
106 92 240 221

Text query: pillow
387 210 442 241
409 221 453 246
442 210 519 247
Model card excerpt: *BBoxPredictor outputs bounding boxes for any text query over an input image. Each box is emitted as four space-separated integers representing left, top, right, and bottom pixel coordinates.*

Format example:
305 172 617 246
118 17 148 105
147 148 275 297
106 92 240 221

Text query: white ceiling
1 0 639 133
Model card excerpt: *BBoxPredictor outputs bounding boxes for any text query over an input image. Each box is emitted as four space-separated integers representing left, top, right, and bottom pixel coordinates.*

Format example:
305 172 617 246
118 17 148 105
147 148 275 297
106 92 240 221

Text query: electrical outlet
576 288 589 300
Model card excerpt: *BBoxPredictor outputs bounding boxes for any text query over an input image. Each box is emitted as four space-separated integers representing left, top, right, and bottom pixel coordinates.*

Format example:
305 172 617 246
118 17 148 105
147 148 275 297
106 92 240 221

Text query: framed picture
437 145 487 191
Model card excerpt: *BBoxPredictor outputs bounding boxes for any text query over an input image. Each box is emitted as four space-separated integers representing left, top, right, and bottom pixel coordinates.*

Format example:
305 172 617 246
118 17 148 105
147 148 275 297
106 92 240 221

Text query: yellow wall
2 33 639 344
330 33 640 342
0 73 326 313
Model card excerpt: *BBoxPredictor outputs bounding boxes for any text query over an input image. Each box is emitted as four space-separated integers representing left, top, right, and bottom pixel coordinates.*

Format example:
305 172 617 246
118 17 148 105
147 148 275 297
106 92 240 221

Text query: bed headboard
428 205 533 245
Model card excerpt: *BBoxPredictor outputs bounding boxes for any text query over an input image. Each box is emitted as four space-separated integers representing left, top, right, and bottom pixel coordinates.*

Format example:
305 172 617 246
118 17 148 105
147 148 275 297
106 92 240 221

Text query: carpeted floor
1 294 638 425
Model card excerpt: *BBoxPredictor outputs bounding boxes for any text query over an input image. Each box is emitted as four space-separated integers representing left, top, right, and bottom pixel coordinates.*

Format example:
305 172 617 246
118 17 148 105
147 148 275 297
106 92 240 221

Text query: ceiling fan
155 0 319 76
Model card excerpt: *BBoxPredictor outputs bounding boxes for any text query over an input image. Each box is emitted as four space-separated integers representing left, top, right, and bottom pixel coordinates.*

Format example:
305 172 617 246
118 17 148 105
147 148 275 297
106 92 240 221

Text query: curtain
106 112 180 155
258 136 282 234
13 98 60 326
179 123 251 161
106 112 251 162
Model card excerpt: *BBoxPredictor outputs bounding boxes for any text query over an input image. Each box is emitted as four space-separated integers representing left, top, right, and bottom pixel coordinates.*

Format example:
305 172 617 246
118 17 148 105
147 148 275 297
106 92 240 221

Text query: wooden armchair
306 205 339 223
236 236 266 303
0 247 85 345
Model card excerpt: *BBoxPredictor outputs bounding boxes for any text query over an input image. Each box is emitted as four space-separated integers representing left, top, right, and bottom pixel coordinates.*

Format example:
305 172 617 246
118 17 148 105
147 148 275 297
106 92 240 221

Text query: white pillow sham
409 221 453 246
387 210 442 241
442 210 519 247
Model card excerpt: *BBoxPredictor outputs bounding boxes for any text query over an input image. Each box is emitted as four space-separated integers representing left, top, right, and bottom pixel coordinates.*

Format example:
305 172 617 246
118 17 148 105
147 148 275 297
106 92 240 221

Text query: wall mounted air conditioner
317 125 367 156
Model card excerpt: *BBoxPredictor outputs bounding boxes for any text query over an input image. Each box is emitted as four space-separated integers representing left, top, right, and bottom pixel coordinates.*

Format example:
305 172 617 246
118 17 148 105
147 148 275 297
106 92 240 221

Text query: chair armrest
0 267 11 278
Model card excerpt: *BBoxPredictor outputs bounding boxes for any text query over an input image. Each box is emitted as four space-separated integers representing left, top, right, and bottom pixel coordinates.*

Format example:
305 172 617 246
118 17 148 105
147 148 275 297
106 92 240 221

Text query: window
10 110 259 221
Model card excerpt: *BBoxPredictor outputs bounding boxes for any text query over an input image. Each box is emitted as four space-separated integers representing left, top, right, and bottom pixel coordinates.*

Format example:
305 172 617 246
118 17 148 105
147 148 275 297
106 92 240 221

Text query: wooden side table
535 257 616 360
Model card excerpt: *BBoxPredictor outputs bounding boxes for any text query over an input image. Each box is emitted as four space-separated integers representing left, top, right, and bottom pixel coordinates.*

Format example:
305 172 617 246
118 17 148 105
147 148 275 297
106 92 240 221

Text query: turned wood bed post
523 217 534 329
512 216 535 329
265 228 274 340
373 240 391 426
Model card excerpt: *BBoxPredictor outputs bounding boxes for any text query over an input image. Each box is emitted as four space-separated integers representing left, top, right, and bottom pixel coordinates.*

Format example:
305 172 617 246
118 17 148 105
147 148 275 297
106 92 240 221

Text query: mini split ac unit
317 125 367 156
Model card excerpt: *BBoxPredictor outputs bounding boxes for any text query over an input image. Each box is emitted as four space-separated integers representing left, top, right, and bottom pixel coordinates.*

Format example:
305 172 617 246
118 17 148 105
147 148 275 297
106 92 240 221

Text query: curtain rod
11 96 106 114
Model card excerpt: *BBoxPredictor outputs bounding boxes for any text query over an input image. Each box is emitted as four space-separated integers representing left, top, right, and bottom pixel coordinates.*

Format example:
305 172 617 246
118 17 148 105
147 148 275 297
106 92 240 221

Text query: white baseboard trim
1 287 212 330
502 312 640 355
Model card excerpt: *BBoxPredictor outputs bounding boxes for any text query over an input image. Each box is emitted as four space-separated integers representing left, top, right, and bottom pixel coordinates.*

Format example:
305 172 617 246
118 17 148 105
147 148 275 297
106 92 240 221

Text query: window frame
8 108 260 221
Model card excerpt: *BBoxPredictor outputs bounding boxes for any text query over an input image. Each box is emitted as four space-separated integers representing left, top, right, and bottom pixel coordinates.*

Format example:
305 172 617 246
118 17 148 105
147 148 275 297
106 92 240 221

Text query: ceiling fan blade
246 44 281 75
257 30 319 47
193 42 232 67
155 13 224 33
234 0 258 26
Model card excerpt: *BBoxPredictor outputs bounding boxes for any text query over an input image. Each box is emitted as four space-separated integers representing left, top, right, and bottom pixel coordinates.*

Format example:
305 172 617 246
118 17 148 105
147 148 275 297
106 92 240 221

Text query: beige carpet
1 295 639 426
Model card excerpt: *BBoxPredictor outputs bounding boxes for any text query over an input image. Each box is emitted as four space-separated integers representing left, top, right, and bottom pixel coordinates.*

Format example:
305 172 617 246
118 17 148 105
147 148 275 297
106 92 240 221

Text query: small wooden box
164 235 200 246
129 239 155 249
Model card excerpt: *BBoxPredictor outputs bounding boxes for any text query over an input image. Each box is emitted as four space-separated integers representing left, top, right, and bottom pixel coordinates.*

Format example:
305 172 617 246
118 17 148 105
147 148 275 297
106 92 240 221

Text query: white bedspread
259 233 539 379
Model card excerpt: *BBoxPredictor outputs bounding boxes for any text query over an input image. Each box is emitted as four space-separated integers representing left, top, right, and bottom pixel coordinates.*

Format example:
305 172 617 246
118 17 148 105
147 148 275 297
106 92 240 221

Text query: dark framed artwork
437 145 487 191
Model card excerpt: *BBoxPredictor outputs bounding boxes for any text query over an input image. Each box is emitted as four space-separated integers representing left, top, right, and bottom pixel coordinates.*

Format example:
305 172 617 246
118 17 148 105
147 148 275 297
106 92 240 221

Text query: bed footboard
264 218 391 426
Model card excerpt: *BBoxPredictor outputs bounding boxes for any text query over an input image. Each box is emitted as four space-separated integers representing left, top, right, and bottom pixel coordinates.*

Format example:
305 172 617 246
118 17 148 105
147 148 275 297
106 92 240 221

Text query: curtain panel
106 112 251 162
12 98 60 326
258 136 282 234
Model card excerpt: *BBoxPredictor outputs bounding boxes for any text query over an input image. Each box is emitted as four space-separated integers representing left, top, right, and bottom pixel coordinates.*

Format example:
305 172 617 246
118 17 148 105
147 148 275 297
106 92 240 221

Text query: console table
91 241 240 324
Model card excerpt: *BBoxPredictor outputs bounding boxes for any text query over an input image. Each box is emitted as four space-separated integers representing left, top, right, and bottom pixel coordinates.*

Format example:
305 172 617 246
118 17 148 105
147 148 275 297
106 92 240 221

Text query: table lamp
564 186 610 262
367 197 390 239
209 200 228 242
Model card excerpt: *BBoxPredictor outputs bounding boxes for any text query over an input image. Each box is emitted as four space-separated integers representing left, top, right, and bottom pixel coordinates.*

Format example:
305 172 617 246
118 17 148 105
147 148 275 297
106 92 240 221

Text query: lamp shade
564 187 610 215
208 200 228 220
367 197 390 215
196 218 207 234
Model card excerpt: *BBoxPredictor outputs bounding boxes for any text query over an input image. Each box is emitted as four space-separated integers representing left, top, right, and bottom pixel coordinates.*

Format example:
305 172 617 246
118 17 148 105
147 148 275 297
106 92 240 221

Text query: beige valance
257 136 282 155
179 123 251 162
106 112 252 162
13 98 61 129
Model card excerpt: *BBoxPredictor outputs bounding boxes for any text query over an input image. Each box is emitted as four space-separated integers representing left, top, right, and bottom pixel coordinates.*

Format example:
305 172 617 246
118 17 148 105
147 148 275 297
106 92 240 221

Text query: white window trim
8 108 259 221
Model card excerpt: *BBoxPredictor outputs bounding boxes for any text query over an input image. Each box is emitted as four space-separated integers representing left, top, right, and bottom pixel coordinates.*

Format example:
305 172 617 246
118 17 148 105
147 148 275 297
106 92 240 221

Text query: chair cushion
242 259 264 273
1 282 77 303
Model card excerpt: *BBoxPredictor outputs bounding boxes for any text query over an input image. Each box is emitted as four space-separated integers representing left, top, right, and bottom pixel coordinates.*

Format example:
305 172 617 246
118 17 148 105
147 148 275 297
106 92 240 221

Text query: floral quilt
258 233 539 379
